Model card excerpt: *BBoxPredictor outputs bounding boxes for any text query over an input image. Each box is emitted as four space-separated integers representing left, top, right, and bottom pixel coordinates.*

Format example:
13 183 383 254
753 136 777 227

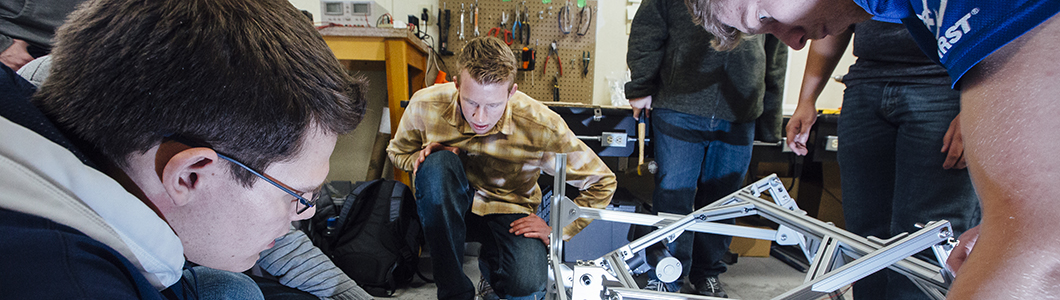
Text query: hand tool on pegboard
439 5 453 55
487 12 513 45
520 46 536 85
474 0 481 37
513 1 531 45
551 76 560 102
542 40 561 76
459 3 466 40
581 51 590 77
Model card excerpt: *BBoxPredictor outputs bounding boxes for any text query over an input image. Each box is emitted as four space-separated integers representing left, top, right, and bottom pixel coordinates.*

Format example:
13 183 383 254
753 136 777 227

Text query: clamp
542 40 562 76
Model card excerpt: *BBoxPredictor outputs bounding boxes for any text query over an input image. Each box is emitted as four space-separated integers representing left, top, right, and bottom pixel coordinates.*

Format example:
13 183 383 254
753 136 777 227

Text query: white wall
782 43 855 113
591 1 630 106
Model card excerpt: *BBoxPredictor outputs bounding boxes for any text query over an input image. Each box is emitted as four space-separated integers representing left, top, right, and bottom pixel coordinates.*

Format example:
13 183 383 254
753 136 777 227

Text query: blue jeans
650 108 754 285
184 266 264 300
416 151 547 300
838 82 981 300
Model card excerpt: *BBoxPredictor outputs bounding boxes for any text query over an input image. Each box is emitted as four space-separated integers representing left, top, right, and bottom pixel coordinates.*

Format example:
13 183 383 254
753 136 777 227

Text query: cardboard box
729 227 773 257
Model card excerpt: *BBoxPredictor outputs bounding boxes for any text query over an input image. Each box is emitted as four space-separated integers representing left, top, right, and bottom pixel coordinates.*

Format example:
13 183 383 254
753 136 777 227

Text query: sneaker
644 279 679 292
477 277 500 300
695 276 728 298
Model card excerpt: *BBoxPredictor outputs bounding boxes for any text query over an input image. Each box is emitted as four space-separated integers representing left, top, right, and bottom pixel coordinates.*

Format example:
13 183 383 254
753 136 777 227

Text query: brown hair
457 37 517 89
34 0 367 187
685 0 746 51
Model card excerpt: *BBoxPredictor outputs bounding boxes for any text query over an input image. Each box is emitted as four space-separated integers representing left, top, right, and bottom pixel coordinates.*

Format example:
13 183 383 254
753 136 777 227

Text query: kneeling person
387 37 617 300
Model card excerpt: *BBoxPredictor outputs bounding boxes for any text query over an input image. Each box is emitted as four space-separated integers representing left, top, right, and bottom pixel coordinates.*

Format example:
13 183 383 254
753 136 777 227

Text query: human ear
160 147 220 207
508 82 518 99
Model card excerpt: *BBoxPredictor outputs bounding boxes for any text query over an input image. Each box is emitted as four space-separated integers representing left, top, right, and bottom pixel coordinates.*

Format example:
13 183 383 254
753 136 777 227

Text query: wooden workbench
320 26 429 184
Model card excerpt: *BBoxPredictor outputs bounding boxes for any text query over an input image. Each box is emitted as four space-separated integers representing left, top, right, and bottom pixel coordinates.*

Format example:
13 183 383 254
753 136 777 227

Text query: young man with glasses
684 0 1059 297
0 0 367 299
387 37 617 300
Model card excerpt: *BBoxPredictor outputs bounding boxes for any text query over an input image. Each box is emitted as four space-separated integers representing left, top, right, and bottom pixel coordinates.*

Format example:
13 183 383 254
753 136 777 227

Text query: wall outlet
417 4 433 22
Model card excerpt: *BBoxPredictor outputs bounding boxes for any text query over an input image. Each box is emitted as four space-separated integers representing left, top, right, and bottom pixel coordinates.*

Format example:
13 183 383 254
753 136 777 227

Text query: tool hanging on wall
581 51 590 77
557 0 572 34
542 40 562 76
459 4 466 40
473 0 480 37
521 46 536 86
440 0 597 104
513 1 531 45
551 76 560 102
576 5 593 36
487 12 513 45
439 6 453 55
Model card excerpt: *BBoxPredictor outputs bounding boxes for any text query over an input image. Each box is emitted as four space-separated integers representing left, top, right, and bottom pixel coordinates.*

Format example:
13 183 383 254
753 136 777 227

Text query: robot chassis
545 154 959 300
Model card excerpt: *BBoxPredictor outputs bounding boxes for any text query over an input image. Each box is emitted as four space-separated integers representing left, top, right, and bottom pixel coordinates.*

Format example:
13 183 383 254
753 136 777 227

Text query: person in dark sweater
624 0 787 296
786 20 981 299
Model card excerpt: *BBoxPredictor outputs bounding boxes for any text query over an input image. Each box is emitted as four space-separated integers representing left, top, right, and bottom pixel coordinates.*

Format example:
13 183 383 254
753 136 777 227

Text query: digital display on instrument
324 2 343 15
351 3 369 15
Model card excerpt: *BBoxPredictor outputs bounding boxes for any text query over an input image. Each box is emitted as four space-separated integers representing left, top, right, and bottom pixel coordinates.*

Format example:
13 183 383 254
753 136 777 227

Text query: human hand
1 39 33 71
629 96 652 120
510 214 551 246
946 225 980 274
785 105 817 156
941 114 967 169
412 142 460 174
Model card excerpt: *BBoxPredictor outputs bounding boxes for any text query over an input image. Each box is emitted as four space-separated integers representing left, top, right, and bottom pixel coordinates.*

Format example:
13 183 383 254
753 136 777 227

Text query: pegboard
437 0 597 104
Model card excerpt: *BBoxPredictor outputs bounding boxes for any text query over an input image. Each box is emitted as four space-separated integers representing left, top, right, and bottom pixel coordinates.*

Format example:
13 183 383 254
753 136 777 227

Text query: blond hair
457 37 517 89
685 0 746 51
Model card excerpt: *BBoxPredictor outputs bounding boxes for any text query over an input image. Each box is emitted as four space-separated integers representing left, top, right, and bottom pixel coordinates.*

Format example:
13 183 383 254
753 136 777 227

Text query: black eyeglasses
165 135 317 214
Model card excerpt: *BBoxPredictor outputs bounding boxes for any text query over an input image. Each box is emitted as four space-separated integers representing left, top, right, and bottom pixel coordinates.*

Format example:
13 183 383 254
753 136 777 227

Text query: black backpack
300 179 424 296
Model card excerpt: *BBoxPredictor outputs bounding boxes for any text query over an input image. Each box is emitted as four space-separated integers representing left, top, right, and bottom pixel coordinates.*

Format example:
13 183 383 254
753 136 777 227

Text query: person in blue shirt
683 0 1059 298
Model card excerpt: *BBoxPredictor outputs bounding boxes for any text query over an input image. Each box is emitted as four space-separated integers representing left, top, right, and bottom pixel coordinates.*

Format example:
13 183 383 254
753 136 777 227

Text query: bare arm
947 14 1060 299
786 29 853 155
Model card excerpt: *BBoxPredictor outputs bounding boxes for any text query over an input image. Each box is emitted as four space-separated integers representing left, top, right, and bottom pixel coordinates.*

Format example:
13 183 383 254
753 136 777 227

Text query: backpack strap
334 179 384 232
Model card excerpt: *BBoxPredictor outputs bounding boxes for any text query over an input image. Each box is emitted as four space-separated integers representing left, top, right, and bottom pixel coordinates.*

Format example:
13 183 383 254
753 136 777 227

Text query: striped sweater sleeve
256 229 373 300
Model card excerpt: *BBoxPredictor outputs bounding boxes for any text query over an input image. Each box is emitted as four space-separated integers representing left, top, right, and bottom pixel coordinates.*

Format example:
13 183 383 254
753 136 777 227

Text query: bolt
581 274 592 285
780 234 787 241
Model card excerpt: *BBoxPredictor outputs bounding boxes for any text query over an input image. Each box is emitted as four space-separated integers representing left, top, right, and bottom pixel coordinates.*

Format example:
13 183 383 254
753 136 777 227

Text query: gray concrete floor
388 253 852 299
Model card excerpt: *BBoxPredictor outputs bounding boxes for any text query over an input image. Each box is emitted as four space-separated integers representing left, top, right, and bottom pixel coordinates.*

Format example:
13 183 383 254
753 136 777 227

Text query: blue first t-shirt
852 0 1060 87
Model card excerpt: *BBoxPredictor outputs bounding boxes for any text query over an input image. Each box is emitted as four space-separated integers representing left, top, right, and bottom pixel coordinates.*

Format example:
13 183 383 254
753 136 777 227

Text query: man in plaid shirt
388 37 616 300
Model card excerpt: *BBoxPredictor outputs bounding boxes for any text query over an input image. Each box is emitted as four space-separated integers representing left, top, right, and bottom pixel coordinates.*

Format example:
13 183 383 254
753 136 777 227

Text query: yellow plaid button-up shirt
387 83 616 239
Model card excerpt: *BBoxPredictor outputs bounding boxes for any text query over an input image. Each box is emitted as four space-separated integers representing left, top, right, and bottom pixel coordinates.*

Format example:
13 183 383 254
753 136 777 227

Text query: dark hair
33 0 367 187
457 37 517 89
685 0 746 50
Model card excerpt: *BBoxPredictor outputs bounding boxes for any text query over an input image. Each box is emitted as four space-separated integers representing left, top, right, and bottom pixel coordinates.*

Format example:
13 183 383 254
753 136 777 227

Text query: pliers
512 2 530 45
542 41 562 76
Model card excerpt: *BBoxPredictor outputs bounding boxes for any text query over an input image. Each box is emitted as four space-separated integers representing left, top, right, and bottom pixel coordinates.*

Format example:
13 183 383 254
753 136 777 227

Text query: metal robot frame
546 153 959 300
